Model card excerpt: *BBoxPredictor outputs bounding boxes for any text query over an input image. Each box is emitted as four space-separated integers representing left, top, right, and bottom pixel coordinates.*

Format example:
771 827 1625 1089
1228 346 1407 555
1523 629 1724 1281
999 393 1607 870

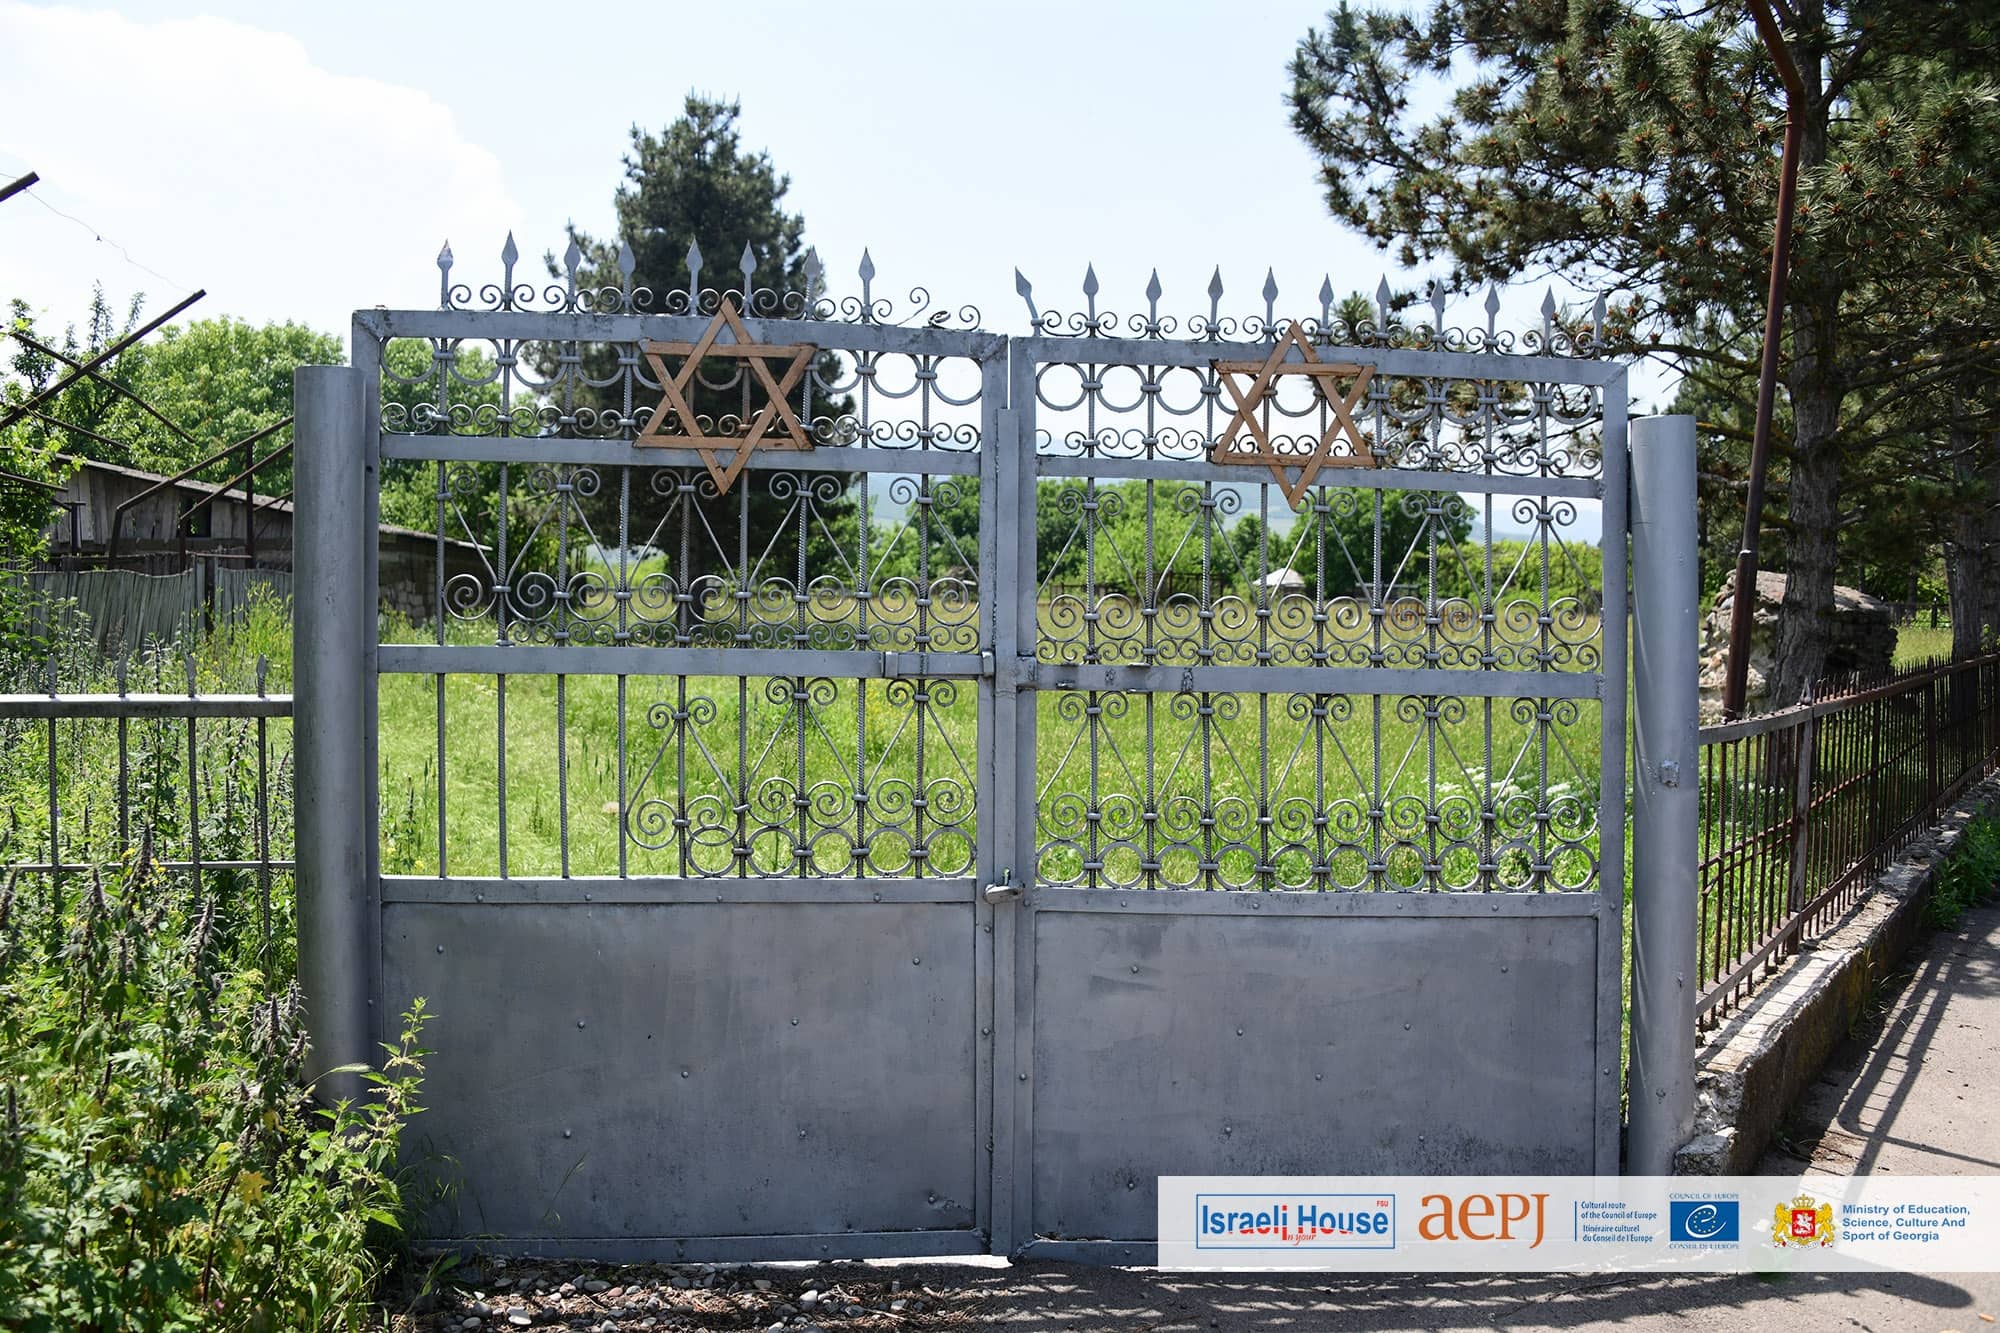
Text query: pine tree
1289 1 2000 698
556 97 856 578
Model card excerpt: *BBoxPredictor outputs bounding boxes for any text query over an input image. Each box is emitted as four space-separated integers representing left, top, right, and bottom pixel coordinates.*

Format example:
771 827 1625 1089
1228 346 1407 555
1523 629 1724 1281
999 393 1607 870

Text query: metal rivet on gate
801 1128 808 1137
913 957 921 965
436 945 444 954
564 1129 572 1139
873 891 882 902
1131 964 1140 973
980 1027 990 1036
1500 964 1509 973
680 1068 690 1078
1236 1027 1244 1037
584 893 592 901
1222 1125 1232 1136
791 1017 800 1026
1127 1179 1137 1190
1315 1073 1324 1081
577 1019 586 1029
1019 1073 1028 1081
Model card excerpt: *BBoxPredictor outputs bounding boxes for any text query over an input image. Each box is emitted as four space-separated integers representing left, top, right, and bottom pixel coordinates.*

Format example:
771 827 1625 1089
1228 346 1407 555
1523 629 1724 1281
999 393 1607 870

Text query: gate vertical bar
987 400 1022 1257
293 364 372 1105
1596 371 1631 1174
1627 413 1700 1174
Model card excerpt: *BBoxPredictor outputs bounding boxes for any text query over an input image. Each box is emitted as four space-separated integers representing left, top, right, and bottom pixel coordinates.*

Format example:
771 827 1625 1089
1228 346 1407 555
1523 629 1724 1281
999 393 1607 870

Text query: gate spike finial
617 238 636 306
1207 266 1224 332
1374 275 1392 330
1591 291 1608 353
1484 283 1501 339
437 240 454 309
501 232 518 309
1261 268 1279 331
739 241 757 294
803 247 823 305
1318 275 1334 332
563 236 583 294
1082 263 1099 324
1145 268 1162 329
1541 286 1558 341
686 239 704 303
1015 268 1040 330
858 248 875 319
1429 280 1447 339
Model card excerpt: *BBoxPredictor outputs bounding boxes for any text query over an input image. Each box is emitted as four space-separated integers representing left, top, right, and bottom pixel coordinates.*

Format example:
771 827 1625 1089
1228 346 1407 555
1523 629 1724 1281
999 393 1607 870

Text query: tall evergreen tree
557 97 856 577
1289 2 2000 699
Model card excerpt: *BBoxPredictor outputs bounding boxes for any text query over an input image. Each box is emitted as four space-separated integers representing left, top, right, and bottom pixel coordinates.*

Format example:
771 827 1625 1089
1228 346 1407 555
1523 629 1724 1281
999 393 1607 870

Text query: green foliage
559 97 856 573
0 598 430 1328
97 319 344 490
1288 2 2000 694
0 842 428 1330
1923 814 2000 929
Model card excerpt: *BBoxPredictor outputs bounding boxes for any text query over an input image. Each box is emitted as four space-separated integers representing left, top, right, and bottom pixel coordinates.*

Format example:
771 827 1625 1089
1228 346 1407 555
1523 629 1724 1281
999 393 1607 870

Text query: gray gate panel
1026 903 1598 1243
382 900 977 1247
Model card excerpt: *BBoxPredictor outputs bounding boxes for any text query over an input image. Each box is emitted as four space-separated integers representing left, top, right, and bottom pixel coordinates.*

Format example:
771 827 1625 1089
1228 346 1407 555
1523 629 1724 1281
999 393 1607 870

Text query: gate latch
983 872 1021 905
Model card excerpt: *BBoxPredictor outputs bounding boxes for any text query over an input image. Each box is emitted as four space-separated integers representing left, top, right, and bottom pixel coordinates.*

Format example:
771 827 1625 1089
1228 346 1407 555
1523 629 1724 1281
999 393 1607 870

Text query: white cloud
0 3 519 346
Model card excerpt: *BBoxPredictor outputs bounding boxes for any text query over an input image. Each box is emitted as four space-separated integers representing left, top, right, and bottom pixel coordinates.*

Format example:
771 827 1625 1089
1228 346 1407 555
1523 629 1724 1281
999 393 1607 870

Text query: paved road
884 897 2000 1331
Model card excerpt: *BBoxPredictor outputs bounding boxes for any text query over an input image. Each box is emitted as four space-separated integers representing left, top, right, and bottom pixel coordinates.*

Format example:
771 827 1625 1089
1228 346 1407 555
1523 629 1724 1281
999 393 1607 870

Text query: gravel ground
385 1258 984 1332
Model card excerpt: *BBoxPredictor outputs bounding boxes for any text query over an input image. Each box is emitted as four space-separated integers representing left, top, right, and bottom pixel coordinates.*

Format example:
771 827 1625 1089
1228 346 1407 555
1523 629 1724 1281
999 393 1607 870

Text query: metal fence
1695 651 2000 1021
0 654 293 921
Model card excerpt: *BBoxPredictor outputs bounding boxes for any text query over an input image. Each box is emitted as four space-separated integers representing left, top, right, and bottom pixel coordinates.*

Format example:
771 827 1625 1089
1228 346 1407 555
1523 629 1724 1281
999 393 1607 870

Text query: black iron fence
1695 652 2000 1022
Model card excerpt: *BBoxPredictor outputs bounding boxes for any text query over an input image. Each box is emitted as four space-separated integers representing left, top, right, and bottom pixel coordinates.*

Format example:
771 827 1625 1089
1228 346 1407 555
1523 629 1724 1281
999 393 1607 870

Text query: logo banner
1158 1176 2000 1272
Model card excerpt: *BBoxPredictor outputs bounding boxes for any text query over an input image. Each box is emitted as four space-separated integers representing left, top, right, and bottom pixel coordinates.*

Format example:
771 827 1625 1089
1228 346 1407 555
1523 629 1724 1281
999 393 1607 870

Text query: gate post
293 365 372 1106
1628 413 1700 1175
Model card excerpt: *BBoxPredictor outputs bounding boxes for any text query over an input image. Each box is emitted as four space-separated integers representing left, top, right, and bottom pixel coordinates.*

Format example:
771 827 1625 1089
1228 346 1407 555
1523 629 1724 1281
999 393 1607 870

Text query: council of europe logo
1669 1200 1741 1243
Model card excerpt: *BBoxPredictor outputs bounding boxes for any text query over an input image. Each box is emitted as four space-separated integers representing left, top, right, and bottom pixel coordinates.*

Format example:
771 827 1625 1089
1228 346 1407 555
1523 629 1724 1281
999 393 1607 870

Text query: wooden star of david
635 296 817 495
1211 321 1378 505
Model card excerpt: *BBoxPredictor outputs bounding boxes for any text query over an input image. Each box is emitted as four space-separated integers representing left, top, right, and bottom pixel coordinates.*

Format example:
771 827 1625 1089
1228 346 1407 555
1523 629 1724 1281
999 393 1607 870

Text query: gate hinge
983 871 1021 905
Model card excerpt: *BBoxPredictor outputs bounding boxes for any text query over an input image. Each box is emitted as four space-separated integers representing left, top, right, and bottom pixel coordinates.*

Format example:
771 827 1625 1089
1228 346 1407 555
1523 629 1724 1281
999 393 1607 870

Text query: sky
0 0 1657 540
0 0 1636 358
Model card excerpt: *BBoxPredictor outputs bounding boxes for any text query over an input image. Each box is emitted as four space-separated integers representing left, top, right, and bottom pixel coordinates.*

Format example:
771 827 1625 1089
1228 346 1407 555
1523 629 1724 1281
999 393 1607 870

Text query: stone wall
1697 569 1897 721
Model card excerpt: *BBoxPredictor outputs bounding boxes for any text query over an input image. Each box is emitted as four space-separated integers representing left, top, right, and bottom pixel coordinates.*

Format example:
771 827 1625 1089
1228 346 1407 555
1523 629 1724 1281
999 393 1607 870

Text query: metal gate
294 248 1626 1261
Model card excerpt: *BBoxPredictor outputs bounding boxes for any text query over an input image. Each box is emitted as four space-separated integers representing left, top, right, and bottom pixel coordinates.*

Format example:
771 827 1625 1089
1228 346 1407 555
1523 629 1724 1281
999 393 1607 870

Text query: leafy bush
0 840 427 1331
1924 814 2000 929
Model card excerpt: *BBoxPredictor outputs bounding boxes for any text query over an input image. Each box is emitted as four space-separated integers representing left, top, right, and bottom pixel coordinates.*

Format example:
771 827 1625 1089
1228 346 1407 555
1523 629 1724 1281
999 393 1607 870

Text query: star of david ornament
1210 321 1379 504
635 296 818 495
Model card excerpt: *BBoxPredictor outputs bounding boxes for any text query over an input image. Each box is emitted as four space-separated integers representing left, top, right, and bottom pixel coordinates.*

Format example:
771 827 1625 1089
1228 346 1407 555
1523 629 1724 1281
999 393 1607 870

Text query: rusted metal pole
1722 0 1808 720
0 289 205 435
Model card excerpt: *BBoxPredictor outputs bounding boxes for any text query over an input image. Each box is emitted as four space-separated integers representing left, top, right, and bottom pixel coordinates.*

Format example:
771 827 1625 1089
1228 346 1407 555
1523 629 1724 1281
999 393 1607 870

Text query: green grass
1894 622 1955 667
1924 814 2000 929
372 601 1608 891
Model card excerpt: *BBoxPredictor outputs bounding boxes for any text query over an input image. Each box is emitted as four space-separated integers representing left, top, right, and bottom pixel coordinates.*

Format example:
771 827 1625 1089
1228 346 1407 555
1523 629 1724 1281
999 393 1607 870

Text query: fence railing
0 662 293 891
9 637 1996 1035
1695 652 2000 1022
